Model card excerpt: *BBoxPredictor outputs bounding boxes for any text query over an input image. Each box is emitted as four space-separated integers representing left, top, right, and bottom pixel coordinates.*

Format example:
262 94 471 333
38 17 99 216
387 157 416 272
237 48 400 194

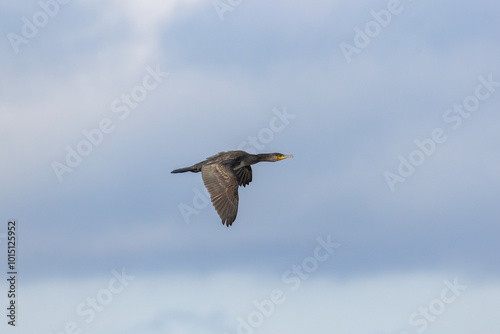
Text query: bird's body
171 150 293 226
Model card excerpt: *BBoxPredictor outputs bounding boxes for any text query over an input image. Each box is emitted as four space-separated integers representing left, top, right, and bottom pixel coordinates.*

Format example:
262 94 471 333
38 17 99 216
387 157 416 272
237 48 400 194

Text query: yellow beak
278 154 294 160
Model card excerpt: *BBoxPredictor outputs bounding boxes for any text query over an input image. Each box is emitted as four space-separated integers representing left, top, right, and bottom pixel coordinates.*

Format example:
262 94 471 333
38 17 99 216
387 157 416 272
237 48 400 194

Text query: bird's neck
252 153 275 163
237 154 275 167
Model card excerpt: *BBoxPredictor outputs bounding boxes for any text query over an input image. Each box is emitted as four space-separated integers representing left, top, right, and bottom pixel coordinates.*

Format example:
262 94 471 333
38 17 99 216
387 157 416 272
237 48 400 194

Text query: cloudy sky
1 0 500 333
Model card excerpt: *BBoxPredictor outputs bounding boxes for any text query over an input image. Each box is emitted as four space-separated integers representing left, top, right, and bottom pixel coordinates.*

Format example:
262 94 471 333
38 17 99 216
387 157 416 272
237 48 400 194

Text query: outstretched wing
201 163 239 226
235 166 252 187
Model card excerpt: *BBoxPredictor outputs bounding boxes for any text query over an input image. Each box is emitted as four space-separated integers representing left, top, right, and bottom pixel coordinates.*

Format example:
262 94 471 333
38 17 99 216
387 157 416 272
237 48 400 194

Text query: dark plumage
171 150 293 226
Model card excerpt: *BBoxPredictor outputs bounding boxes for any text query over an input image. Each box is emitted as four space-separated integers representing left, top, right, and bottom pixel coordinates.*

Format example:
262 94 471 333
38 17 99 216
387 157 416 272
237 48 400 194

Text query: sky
1 0 500 333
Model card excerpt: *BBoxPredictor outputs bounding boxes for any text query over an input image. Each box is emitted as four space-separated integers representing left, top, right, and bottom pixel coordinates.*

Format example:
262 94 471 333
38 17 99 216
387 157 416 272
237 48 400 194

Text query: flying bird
171 150 293 226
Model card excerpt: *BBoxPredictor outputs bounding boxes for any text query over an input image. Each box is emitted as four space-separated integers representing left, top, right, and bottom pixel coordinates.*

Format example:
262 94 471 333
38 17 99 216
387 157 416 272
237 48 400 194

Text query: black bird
172 150 293 226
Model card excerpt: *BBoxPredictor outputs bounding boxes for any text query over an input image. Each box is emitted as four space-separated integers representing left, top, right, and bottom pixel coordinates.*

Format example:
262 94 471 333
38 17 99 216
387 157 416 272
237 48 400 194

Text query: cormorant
171 150 293 226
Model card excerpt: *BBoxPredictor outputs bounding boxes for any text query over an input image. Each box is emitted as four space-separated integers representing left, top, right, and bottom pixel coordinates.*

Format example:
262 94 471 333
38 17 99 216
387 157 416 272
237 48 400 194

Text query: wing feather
201 163 239 226
235 166 252 187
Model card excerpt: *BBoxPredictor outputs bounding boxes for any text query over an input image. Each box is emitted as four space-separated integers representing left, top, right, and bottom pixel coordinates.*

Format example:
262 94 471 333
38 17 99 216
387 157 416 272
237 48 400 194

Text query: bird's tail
171 166 198 173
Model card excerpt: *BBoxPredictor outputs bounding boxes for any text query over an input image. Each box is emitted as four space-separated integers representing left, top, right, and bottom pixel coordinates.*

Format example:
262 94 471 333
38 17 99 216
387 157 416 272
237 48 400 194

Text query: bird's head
255 153 294 162
274 153 294 161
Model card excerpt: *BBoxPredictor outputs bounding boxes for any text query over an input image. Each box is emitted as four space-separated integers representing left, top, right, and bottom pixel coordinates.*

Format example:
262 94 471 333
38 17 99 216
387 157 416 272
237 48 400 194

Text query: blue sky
1 0 500 333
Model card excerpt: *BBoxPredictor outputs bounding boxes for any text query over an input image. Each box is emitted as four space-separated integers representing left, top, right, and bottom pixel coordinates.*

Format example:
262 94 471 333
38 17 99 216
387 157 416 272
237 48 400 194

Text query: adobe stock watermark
398 277 467 334
226 235 340 334
48 268 134 334
177 107 296 224
339 0 410 63
51 64 169 183
212 0 244 21
384 73 499 192
7 0 72 54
